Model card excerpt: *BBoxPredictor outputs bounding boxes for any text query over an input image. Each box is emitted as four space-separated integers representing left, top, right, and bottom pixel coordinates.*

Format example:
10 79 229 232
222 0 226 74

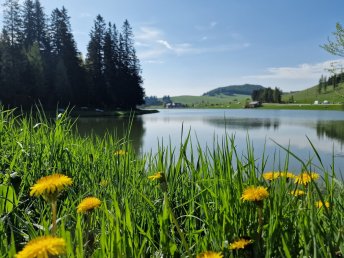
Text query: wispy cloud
247 60 344 80
243 59 344 91
79 12 93 18
135 26 195 60
135 25 250 62
136 27 163 42
195 21 218 31
144 60 165 64
157 40 173 50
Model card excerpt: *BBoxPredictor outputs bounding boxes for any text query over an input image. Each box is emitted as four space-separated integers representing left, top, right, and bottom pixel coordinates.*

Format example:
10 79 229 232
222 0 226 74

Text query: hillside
171 94 249 108
282 83 344 104
203 84 265 96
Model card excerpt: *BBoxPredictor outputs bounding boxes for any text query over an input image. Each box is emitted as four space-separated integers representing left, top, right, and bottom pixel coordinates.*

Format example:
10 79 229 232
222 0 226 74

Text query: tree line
318 71 344 94
251 87 282 103
0 0 144 109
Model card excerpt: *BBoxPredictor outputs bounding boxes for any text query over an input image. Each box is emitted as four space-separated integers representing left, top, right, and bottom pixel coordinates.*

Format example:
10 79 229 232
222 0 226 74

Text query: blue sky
4 0 344 96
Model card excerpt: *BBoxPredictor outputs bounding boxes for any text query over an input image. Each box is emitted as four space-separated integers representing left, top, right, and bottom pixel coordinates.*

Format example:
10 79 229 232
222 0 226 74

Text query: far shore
143 103 344 111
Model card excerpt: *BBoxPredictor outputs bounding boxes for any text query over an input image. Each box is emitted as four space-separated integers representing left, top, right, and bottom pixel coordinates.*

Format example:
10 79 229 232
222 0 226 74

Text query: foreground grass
1 108 344 257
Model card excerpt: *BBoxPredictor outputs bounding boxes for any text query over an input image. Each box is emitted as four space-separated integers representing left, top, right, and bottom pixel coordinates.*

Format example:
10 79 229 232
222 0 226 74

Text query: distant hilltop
203 84 265 96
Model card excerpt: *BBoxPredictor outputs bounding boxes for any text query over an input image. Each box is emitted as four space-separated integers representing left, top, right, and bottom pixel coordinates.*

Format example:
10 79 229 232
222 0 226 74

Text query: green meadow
1 108 344 257
171 94 249 108
282 83 344 104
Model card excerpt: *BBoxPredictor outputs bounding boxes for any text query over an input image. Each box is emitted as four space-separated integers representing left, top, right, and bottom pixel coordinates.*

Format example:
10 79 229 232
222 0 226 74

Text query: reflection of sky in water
141 109 344 176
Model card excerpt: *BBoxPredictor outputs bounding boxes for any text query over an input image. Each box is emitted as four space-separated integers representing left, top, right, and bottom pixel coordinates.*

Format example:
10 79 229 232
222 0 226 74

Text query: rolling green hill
203 84 264 96
171 94 250 108
282 83 344 104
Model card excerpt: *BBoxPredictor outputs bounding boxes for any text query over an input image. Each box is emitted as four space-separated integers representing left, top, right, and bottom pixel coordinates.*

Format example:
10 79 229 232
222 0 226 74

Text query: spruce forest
0 0 145 109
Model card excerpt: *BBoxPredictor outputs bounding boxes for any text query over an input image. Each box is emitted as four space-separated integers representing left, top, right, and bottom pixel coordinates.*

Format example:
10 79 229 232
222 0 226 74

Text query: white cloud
157 40 173 50
144 60 165 64
248 59 344 79
195 21 218 31
210 21 217 28
135 25 251 62
243 59 344 91
79 12 92 18
135 27 163 42
137 48 166 60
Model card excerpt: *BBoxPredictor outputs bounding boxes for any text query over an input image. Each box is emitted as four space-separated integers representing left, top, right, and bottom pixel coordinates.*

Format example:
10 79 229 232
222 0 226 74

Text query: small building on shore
165 102 185 109
246 101 261 108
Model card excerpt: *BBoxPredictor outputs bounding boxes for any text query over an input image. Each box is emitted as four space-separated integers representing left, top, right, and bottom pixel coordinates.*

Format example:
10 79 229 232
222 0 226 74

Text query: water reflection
204 117 280 130
316 120 344 145
75 117 145 153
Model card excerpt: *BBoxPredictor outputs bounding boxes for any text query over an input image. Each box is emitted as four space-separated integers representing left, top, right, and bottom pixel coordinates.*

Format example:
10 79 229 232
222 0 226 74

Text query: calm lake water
75 109 344 176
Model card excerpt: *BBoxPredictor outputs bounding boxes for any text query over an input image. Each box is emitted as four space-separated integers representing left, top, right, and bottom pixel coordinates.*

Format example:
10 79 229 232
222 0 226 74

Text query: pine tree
22 0 35 47
86 15 106 107
103 23 119 107
120 20 144 108
2 0 22 46
54 58 72 106
49 7 85 106
318 75 323 94
24 42 45 100
34 0 50 52
1 0 27 106
273 87 282 103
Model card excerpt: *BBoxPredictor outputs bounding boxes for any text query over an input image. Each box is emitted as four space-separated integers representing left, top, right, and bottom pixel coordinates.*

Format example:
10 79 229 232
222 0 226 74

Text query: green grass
1 107 344 257
171 94 250 108
260 103 344 111
283 82 344 104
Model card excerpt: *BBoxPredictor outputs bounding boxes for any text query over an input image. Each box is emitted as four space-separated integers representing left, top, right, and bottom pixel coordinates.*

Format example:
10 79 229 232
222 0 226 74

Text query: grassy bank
282 83 344 104
260 103 344 111
1 108 343 257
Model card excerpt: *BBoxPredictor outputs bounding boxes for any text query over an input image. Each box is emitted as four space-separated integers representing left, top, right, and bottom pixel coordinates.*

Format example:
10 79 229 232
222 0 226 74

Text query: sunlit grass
0 107 343 257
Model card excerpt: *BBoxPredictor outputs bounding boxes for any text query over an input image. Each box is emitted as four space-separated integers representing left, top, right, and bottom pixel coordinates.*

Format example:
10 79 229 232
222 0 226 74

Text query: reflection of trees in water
74 117 145 153
204 117 280 130
316 120 344 145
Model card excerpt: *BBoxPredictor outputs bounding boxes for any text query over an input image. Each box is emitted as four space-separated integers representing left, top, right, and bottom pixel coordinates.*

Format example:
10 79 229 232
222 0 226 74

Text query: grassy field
260 103 344 111
146 87 344 110
1 108 344 257
171 94 250 108
282 83 344 104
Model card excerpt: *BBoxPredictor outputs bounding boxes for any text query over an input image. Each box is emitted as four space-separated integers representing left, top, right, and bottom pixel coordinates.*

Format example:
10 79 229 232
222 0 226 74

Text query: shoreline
143 104 344 111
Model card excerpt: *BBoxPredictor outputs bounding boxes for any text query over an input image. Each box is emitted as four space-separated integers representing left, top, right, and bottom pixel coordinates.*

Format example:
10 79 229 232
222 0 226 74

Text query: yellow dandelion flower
148 172 163 181
294 172 319 185
197 251 223 258
241 186 269 202
263 171 295 181
16 236 66 258
290 190 305 196
30 174 72 200
77 197 101 213
229 238 253 250
114 149 127 155
280 172 296 179
315 200 330 209
263 172 280 181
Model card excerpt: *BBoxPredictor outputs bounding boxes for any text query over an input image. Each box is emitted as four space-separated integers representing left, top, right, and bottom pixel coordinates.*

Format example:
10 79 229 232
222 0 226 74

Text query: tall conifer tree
86 15 106 106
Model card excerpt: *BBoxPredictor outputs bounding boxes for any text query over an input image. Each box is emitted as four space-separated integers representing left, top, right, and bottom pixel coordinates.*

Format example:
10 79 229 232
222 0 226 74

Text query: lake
75 109 344 176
